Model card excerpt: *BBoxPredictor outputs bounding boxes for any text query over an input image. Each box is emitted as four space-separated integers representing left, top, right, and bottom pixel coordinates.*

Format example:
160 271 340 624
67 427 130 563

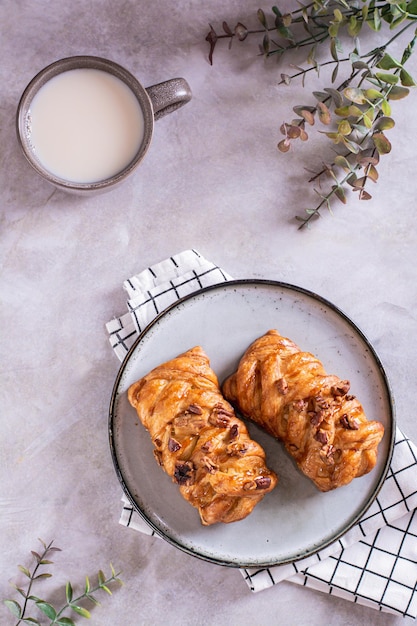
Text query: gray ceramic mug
16 56 192 194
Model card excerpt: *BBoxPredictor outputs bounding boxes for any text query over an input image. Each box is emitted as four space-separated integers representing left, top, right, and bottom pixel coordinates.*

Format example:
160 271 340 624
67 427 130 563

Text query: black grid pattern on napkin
127 265 230 334
108 252 417 618
119 497 158 537
124 249 207 295
242 510 417 618
106 250 230 361
299 510 417 618
242 434 417 617
107 314 137 358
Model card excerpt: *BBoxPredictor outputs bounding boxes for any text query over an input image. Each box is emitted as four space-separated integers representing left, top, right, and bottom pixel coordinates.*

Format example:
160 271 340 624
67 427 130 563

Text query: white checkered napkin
106 249 232 361
106 252 417 618
243 429 417 618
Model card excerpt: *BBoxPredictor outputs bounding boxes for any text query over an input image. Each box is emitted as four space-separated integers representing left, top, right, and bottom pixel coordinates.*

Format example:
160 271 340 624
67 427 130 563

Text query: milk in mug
28 68 145 183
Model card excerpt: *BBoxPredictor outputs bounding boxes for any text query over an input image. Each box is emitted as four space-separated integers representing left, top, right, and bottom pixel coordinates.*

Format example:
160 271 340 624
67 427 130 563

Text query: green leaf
98 570 106 585
342 138 361 154
348 16 362 37
367 3 381 31
400 68 416 86
333 185 347 204
377 53 402 70
85 575 91 594
373 132 392 154
312 91 328 102
374 116 395 130
11 584 27 598
367 164 379 181
334 104 363 118
381 99 392 115
390 14 407 29
334 155 352 171
86 593 100 606
56 619 76 626
344 88 366 104
329 23 339 38
364 88 384 101
66 581 73 603
338 119 352 136
36 601 57 620
323 88 344 107
257 8 267 28
18 565 31 578
22 619 41 625
388 85 410 100
71 605 91 619
4 599 22 618
33 573 52 580
375 72 399 85
330 37 339 62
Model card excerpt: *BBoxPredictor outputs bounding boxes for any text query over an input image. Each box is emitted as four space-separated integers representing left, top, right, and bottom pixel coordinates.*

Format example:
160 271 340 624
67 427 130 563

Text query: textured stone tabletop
1 1 417 624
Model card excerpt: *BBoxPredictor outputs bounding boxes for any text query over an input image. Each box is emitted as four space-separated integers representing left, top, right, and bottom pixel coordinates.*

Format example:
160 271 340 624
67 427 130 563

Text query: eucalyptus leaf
234 22 248 41
36 601 57 620
56 619 76 626
367 164 379 181
377 53 402 70
334 155 351 171
208 1 417 227
375 71 399 84
4 599 22 618
257 9 267 28
400 68 416 86
278 139 291 152
71 605 91 619
381 99 392 115
373 132 392 154
333 185 347 204
387 85 410 100
374 116 395 130
317 101 331 124
18 565 32 578
313 91 328 102
66 581 73 603
324 87 344 107
344 87 366 104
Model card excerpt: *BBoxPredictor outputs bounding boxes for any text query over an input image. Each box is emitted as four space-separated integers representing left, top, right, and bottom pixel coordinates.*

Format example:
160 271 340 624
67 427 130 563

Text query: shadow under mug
16 55 192 194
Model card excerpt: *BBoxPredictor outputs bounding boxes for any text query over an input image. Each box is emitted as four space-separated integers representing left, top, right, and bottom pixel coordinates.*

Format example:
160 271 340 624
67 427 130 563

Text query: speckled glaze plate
109 280 395 568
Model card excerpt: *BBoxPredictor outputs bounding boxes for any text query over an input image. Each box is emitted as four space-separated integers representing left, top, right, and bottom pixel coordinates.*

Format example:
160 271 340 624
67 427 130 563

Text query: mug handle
146 78 192 121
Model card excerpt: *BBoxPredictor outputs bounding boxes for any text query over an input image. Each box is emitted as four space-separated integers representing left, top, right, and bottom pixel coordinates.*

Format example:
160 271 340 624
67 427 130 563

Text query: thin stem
16 541 55 626
52 574 122 623
298 167 355 229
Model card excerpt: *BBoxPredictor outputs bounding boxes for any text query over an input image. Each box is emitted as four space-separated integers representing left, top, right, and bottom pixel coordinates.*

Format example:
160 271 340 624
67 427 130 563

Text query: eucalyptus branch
206 1 417 228
3 539 122 626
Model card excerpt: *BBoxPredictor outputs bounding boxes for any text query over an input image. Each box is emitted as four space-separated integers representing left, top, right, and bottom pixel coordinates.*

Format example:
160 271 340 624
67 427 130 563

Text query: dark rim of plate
108 279 396 568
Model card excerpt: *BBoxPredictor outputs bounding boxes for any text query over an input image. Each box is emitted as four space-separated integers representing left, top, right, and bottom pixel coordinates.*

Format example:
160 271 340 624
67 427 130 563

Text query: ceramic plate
109 280 395 568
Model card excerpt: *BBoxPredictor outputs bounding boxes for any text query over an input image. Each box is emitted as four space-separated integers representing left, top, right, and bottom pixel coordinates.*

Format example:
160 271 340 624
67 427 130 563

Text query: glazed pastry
222 330 384 492
128 346 277 525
